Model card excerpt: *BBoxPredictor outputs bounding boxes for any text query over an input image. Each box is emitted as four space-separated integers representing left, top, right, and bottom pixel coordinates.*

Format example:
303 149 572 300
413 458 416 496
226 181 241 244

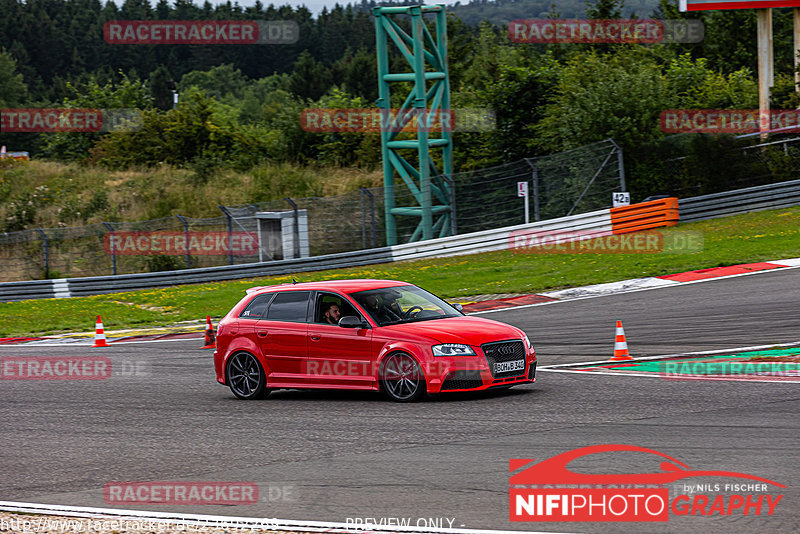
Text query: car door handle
257 331 268 337
310 335 321 341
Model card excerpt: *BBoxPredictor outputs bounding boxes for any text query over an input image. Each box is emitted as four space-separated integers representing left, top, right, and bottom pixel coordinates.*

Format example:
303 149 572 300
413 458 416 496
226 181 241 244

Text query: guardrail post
443 175 457 235
360 188 367 249
285 197 300 259
523 159 541 222
35 228 49 279
360 188 377 249
218 206 234 266
175 215 191 269
609 139 627 192
102 222 117 275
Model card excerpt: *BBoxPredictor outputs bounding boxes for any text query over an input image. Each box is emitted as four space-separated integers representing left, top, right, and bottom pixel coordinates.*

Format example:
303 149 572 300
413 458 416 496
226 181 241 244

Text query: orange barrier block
610 197 679 234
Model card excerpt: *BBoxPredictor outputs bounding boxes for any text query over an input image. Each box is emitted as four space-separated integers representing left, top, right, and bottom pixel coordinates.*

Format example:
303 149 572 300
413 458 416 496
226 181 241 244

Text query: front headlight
432 343 476 356
522 333 531 348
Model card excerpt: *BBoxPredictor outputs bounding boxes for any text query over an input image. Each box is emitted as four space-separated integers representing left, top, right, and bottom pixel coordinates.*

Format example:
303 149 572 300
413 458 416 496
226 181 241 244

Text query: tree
289 51 331 101
341 48 378 103
0 48 28 107
40 73 153 161
585 0 624 19
179 64 250 104
149 65 174 111
536 50 669 152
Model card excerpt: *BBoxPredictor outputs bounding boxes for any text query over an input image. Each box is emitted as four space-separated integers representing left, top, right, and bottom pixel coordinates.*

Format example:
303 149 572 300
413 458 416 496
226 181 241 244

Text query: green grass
0 159 381 230
2 206 799 337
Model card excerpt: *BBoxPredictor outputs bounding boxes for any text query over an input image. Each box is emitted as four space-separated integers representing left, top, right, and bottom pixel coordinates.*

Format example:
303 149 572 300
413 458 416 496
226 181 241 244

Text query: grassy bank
0 159 382 231
1 206 799 337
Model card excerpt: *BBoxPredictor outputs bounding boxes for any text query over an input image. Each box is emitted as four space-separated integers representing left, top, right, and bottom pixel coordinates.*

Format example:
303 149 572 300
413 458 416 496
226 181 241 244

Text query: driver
362 293 402 324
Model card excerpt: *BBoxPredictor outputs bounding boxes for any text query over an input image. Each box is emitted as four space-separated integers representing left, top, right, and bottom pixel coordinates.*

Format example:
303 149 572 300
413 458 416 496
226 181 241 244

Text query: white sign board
517 181 528 198
612 192 631 207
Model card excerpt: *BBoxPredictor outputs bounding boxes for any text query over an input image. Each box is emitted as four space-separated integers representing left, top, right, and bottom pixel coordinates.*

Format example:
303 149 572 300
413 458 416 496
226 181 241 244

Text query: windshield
349 285 463 326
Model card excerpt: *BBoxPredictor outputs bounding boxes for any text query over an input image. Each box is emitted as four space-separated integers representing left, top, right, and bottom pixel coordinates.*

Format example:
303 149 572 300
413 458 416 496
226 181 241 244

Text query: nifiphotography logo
509 444 784 522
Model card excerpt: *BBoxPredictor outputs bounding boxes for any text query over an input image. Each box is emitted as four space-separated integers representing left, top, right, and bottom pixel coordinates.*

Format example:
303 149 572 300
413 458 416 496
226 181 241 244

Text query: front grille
482 340 526 378
441 371 484 391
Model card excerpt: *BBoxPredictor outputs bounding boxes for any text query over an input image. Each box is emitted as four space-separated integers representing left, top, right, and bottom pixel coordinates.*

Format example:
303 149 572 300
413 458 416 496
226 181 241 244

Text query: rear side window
265 291 311 322
239 293 274 319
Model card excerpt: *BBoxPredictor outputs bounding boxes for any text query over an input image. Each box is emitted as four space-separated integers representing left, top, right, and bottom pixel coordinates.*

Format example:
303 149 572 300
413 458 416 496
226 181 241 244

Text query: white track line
8 261 800 347
471 263 800 316
537 342 800 383
537 341 800 369
0 501 578 534
3 337 204 348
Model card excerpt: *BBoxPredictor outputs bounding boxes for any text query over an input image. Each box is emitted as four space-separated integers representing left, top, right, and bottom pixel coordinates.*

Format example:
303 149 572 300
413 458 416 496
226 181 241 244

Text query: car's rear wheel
226 352 269 400
380 352 425 402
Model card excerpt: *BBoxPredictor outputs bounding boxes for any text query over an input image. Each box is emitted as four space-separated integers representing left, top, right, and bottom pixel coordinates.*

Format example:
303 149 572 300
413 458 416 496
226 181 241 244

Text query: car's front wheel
379 352 426 402
226 352 269 400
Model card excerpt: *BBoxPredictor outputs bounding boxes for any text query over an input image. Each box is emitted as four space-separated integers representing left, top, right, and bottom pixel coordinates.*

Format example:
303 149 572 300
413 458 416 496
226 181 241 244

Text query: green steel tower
373 4 453 245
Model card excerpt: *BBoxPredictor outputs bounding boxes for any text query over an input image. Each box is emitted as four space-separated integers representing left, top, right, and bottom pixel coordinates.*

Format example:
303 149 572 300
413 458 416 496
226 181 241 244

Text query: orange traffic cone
92 315 109 348
202 315 216 349
610 320 632 361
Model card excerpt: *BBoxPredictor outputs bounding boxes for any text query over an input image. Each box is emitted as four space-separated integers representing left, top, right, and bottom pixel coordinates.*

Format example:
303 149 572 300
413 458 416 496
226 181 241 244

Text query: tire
226 352 269 400
379 352 426 402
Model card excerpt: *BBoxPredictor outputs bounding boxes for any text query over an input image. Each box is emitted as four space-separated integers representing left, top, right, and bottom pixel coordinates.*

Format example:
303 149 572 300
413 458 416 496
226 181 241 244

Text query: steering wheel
403 305 424 318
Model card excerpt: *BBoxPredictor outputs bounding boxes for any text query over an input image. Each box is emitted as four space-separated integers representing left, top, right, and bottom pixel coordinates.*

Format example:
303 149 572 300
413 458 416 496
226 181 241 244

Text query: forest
2 0 800 232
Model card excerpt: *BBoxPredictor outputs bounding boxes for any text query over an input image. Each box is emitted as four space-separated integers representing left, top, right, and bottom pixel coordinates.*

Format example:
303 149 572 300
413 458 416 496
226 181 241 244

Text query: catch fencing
1 180 798 302
0 139 625 283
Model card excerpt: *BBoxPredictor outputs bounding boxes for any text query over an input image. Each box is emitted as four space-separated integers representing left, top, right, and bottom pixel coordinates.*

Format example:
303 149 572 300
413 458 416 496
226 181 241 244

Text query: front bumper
423 352 536 394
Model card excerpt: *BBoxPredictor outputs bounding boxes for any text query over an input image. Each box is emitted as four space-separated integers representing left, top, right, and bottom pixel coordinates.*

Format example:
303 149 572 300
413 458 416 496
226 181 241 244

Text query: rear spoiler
246 286 266 294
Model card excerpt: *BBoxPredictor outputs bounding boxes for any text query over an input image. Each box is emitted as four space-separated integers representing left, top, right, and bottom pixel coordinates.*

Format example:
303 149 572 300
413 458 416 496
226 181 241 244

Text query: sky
203 0 461 16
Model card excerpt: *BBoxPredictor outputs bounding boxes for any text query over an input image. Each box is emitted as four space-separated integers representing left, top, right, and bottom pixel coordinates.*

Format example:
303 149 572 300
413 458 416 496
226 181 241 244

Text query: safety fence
0 197 685 302
0 139 624 283
2 174 800 301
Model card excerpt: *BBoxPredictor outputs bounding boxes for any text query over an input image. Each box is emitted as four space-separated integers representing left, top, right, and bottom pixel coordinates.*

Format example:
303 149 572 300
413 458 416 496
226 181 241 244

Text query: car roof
246 279 411 295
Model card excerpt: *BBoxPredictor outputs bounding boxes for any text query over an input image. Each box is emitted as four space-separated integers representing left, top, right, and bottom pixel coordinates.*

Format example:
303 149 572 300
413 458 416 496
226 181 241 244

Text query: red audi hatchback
213 279 536 402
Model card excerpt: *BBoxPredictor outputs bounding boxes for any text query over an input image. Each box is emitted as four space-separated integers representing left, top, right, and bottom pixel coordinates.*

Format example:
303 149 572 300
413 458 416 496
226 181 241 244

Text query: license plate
495 359 525 374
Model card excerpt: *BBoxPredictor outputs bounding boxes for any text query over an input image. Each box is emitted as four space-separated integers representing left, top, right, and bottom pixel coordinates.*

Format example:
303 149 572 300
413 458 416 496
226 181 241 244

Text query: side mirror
450 302 463 312
338 316 366 328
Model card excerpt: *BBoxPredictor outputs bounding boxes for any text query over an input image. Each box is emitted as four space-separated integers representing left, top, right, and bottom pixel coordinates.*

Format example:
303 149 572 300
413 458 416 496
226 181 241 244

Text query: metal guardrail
679 179 800 222
390 209 612 262
0 210 613 302
2 179 799 303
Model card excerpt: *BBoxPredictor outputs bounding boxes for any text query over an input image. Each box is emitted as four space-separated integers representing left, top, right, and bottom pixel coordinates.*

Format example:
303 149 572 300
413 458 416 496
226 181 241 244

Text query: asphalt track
1 268 798 533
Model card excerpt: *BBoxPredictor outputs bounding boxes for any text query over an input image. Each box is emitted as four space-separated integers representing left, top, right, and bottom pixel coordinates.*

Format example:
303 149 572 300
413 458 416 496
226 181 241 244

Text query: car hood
378 315 523 346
